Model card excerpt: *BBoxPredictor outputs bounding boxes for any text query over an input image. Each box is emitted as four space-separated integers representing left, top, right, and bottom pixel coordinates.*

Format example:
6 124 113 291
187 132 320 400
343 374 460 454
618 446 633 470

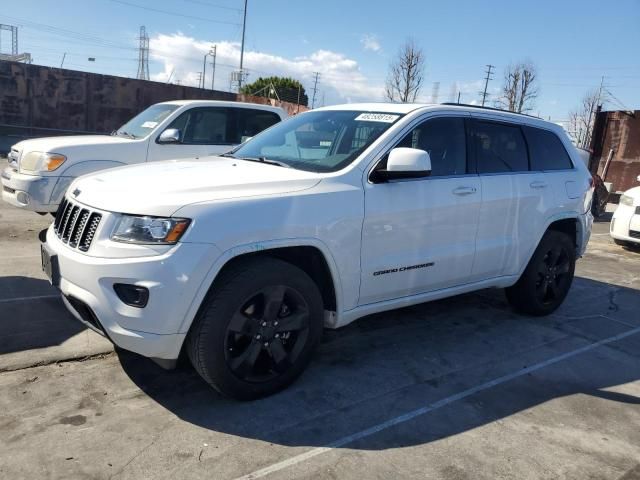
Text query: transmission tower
479 64 495 107
0 24 31 63
311 72 320 108
137 26 150 81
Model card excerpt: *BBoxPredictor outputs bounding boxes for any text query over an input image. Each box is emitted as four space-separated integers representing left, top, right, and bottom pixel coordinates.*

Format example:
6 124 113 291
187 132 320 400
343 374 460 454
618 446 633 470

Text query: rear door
522 125 578 214
359 114 481 305
469 118 555 280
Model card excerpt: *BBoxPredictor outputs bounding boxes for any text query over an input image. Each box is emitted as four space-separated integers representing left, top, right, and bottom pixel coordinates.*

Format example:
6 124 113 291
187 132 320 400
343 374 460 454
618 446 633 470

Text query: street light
202 46 217 90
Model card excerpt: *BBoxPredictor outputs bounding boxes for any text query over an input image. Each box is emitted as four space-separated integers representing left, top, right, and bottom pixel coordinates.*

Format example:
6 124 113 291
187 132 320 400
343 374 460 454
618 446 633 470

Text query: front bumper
610 204 640 244
1 166 64 212
44 226 221 361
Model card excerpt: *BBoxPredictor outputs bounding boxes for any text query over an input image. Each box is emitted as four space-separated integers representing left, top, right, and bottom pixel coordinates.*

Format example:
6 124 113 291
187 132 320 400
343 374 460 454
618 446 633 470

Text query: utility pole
60 53 66 68
202 53 207 88
480 64 494 107
238 0 248 89
311 72 320 108
196 72 203 89
211 45 217 91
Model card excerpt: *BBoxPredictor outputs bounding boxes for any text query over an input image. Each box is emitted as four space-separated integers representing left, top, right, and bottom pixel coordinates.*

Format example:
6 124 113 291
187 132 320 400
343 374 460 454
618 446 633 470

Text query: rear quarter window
523 126 573 171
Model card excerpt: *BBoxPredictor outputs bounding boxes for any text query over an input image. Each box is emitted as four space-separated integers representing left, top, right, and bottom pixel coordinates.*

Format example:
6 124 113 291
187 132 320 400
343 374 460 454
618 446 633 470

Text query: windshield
114 104 180 138
228 110 402 172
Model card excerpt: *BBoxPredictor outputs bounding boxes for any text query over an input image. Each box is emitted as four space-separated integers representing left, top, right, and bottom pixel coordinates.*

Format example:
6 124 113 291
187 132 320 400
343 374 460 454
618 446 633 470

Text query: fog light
16 191 29 205
113 283 149 308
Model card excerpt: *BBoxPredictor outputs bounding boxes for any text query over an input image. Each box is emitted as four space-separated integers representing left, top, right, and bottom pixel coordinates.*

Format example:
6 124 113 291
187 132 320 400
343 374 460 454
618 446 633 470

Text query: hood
14 135 135 154
70 157 323 216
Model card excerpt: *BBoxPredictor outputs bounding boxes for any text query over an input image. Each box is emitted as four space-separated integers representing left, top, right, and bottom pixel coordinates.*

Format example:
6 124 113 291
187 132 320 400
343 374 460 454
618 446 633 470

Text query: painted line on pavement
234 324 640 480
0 294 59 304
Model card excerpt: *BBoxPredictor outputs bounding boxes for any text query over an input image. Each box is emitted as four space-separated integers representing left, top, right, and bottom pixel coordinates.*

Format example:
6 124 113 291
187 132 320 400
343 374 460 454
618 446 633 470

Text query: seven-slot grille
53 197 102 251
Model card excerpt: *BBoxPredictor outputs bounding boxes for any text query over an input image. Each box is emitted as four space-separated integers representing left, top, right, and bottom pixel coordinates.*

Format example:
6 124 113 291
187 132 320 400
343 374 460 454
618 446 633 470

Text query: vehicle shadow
117 275 640 450
0 276 83 356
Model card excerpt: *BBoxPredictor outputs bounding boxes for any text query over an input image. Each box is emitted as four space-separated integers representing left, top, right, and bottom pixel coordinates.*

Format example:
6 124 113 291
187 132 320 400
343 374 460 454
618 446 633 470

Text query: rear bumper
1 166 61 212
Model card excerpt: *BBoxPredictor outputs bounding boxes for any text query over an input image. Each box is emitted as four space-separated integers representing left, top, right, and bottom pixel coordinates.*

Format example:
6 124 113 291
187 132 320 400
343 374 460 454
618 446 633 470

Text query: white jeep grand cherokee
41 103 594 399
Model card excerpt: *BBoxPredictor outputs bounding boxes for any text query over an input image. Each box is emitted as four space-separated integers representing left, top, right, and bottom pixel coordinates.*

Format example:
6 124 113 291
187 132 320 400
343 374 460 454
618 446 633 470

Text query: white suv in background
41 103 593 399
2 100 286 214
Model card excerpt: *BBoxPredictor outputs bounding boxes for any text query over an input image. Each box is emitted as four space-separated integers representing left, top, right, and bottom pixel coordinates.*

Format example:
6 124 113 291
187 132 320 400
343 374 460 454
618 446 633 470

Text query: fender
176 237 345 334
49 160 127 204
514 211 586 280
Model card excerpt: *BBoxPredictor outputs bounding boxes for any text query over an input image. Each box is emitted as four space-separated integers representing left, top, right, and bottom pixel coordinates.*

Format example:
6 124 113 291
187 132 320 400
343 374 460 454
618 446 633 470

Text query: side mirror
637 174 640 183
157 128 181 144
372 147 431 182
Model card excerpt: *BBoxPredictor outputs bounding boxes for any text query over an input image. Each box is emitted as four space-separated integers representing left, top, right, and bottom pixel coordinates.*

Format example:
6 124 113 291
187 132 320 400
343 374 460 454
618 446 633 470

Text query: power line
180 0 243 12
107 0 242 26
480 64 494 107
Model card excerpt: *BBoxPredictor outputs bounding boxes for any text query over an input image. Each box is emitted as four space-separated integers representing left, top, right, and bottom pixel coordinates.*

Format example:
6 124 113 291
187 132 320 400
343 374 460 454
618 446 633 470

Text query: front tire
505 230 576 316
186 257 324 400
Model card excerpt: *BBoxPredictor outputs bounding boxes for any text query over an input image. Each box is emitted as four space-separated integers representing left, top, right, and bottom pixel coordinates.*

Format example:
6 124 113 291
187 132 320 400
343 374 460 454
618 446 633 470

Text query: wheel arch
515 214 583 281
178 239 343 335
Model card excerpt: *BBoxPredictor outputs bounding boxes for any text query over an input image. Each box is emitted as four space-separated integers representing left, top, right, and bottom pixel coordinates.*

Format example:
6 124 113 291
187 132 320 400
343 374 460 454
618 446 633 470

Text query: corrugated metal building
589 109 640 193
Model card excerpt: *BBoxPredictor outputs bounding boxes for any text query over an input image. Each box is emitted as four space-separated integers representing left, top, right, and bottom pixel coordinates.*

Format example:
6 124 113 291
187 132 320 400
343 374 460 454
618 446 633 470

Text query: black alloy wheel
224 285 310 383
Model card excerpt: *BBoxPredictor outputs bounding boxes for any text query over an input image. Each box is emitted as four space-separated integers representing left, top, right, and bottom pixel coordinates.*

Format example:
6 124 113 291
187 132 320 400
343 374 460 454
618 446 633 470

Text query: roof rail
440 103 541 119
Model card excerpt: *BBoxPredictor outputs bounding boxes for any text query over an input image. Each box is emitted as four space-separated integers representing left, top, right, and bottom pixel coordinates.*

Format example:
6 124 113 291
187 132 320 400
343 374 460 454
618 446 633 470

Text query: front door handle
453 186 477 196
530 181 548 189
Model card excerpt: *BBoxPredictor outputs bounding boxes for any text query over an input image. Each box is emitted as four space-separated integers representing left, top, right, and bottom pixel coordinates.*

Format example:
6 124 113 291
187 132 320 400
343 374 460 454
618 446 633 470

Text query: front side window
473 121 528 174
168 107 231 145
523 126 573 171
229 110 402 172
396 117 467 176
115 104 179 138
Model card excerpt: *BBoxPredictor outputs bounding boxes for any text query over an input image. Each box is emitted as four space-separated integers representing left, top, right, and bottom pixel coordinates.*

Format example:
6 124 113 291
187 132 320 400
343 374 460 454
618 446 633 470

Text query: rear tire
186 257 324 400
505 230 576 316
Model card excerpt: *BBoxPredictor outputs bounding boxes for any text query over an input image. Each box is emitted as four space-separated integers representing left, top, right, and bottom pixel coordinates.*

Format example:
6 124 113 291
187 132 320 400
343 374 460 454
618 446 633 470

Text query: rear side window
473 121 528 174
396 117 467 176
523 126 573 171
236 108 281 143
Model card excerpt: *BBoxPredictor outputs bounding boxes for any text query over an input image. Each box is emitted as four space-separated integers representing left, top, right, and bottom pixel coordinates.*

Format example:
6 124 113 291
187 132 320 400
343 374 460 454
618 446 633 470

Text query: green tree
241 76 308 106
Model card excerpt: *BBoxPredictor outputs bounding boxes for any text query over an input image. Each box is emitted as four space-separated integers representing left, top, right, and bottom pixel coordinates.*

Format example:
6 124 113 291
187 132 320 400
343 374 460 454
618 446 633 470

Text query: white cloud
149 33 384 105
360 34 381 53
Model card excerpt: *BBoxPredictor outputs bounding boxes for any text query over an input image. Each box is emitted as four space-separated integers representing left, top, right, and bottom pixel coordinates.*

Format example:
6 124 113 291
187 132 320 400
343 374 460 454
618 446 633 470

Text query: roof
156 99 285 114
315 103 433 114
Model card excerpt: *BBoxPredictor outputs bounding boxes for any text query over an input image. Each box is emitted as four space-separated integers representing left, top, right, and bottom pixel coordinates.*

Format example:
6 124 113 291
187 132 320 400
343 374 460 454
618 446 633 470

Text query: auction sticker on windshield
355 113 400 123
141 121 159 128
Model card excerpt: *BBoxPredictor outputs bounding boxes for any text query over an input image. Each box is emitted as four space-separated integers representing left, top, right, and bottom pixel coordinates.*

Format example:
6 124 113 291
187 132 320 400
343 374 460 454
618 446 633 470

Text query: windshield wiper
115 130 137 139
237 156 290 168
219 152 236 158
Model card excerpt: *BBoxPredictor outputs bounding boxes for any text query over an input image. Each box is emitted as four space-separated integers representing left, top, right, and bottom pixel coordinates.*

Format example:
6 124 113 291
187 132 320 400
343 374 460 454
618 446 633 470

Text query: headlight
20 151 67 172
111 215 190 244
620 194 635 207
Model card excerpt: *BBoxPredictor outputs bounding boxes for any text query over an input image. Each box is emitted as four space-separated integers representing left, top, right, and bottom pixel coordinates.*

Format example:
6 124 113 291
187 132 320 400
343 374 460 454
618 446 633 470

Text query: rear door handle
530 181 548 189
453 186 477 196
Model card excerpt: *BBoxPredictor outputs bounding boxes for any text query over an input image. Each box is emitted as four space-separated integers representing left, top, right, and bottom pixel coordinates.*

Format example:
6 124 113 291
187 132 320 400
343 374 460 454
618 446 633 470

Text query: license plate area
41 243 60 287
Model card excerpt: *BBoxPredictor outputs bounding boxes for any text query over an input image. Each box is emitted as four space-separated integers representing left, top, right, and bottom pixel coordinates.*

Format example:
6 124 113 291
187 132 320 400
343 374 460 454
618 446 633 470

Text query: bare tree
567 89 603 149
496 62 538 113
385 39 425 103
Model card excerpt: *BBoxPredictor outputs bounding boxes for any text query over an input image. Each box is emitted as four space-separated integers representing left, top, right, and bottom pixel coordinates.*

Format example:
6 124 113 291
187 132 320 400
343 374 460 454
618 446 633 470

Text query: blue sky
2 0 639 122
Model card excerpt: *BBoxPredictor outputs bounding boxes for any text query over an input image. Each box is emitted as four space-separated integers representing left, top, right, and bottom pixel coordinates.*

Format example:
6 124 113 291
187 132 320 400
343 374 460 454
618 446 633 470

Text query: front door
359 116 481 305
